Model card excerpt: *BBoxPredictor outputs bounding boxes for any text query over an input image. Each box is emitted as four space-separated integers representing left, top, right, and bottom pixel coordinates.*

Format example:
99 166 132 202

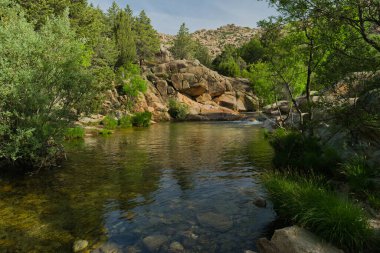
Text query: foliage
238 38 265 64
171 23 194 60
98 129 113 135
262 172 372 252
267 129 341 174
119 115 133 128
65 127 85 140
0 2 94 169
102 115 118 130
132 112 152 127
340 156 374 194
114 8 136 67
168 99 189 120
193 40 212 67
134 10 160 65
116 63 147 100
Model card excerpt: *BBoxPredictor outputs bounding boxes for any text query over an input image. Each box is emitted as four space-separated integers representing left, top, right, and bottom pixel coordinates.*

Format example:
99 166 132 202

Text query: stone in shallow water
196 212 233 232
169 241 185 253
142 235 168 252
91 242 123 253
73 240 88 252
254 197 267 208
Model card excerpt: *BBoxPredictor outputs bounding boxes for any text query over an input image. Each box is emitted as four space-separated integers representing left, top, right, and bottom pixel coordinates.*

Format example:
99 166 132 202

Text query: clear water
0 122 275 253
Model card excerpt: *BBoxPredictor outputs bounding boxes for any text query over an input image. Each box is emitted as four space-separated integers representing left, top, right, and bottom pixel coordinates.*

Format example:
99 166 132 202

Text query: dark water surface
0 122 275 253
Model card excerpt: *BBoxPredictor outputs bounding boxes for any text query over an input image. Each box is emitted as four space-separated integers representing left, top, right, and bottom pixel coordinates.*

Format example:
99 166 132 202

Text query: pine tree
171 23 194 60
114 9 136 68
135 10 160 66
107 1 121 30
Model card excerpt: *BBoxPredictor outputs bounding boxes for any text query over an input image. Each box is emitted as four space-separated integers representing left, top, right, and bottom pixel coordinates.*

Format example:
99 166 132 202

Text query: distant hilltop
159 24 259 58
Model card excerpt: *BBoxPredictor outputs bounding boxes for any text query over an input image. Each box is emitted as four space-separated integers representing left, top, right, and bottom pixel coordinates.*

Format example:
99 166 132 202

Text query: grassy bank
262 172 372 252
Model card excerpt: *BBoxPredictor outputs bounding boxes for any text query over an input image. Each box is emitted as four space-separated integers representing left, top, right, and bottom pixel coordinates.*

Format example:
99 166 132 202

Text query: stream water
0 122 275 253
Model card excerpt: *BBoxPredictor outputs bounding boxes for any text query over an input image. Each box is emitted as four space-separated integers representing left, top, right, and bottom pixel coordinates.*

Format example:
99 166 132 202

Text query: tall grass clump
340 156 374 194
132 112 152 127
267 129 341 174
119 115 133 128
262 172 372 252
65 127 85 140
102 115 118 130
168 99 189 120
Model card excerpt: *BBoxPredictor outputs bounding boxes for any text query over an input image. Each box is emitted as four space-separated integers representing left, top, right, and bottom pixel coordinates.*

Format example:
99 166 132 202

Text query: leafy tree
238 38 265 64
114 9 136 67
0 2 95 170
134 10 160 65
171 23 194 60
194 40 212 67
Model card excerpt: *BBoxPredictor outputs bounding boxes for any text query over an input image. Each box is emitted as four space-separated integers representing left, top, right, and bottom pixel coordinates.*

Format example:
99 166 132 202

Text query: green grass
262 172 372 252
98 129 113 135
119 115 133 128
65 127 85 140
102 115 118 130
132 112 152 127
340 156 373 194
266 129 341 175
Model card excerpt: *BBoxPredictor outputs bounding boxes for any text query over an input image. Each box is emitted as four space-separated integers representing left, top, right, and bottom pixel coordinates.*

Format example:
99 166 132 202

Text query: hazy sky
88 0 277 34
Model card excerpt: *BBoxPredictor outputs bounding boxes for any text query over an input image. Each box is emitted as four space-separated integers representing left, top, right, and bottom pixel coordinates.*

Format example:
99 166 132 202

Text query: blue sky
88 0 277 34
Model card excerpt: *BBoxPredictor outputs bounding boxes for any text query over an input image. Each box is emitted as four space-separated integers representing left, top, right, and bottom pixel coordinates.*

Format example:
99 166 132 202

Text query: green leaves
0 1 95 169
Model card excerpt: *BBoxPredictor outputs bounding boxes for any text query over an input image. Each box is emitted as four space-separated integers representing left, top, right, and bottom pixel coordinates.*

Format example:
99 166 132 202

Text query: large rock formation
102 59 259 122
160 24 259 58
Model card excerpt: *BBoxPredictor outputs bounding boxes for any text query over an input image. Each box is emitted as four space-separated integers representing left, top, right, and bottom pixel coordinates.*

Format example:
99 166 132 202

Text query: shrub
65 127 85 140
340 156 374 194
0 4 95 169
168 99 189 120
123 76 147 98
262 172 372 252
267 129 341 174
132 112 152 127
119 115 133 128
102 115 118 130
98 129 113 135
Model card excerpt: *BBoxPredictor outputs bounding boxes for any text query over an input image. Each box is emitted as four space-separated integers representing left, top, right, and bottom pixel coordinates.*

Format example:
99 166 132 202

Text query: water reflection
0 122 275 252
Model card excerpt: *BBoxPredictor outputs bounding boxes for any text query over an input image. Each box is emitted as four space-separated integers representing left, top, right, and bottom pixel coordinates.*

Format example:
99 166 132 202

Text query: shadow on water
0 122 275 252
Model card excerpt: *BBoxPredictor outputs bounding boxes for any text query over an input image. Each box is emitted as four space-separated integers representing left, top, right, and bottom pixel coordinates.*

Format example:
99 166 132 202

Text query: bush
132 112 152 127
262 172 372 252
98 129 113 135
0 4 95 169
168 99 189 120
123 76 147 98
267 129 341 174
65 127 85 140
102 115 118 130
119 115 133 128
340 156 374 194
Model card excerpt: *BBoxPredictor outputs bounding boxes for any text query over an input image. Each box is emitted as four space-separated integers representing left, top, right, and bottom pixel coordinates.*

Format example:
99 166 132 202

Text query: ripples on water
0 122 275 252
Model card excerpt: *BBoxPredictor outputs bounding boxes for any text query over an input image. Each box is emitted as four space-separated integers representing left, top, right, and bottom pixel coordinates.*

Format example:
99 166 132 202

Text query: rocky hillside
160 24 259 58
102 59 259 122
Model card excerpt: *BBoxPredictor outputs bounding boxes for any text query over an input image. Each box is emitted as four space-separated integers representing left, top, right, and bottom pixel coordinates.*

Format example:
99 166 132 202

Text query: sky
88 0 277 34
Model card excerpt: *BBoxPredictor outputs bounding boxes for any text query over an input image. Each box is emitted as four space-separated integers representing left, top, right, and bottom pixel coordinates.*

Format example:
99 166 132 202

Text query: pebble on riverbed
254 197 267 208
73 240 88 252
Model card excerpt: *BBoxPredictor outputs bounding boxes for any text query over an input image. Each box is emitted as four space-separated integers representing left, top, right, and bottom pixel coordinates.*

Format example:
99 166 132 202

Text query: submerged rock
169 241 185 253
91 242 123 253
254 197 267 208
196 212 233 232
73 240 88 252
142 235 168 252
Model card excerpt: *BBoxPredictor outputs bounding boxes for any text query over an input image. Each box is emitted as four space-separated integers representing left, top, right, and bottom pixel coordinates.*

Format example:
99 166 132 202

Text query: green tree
194 40 212 67
238 38 265 64
171 23 194 60
0 2 95 170
134 10 160 65
114 9 136 67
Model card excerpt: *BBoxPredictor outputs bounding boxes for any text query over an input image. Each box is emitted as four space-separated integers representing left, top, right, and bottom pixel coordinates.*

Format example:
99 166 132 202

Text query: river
0 122 275 253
